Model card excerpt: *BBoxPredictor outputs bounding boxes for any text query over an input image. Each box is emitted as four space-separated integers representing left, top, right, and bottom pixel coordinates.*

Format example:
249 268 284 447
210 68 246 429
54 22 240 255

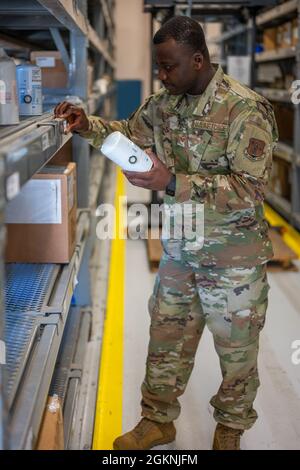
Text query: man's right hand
54 101 90 133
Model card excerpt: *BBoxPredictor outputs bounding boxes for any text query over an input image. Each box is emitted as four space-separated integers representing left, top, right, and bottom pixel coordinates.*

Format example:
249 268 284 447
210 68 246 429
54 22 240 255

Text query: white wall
115 0 151 101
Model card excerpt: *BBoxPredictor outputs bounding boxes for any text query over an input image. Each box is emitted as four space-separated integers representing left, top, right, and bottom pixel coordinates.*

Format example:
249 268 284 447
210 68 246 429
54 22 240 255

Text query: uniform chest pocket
188 128 229 173
169 126 189 172
188 130 211 172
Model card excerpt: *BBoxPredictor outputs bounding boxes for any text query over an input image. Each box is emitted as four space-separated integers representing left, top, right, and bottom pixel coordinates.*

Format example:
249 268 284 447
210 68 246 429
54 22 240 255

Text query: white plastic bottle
101 131 153 172
0 48 19 125
16 64 42 115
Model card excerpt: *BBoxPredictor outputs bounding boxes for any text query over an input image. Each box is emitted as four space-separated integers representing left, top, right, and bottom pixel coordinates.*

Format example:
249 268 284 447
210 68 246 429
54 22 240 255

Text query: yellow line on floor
264 203 300 258
93 168 126 450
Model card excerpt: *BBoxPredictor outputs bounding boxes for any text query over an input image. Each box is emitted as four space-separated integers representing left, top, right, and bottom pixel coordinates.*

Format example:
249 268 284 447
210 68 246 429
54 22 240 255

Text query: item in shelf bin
16 64 42 116
50 139 72 165
5 162 77 263
292 18 298 46
0 48 19 125
285 74 295 91
282 21 293 48
257 63 281 84
36 395 64 450
269 156 291 200
276 25 284 49
94 74 112 95
101 131 153 172
273 77 285 89
272 103 294 142
263 28 277 51
30 51 68 89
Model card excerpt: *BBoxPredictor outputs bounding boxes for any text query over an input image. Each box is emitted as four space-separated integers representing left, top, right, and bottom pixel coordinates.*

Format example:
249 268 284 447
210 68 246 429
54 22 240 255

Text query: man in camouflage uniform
55 16 278 450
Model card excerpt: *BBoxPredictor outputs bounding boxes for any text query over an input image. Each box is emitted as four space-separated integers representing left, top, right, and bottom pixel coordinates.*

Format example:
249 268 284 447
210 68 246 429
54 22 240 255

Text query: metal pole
150 11 154 95
292 0 300 221
250 10 256 89
187 0 193 18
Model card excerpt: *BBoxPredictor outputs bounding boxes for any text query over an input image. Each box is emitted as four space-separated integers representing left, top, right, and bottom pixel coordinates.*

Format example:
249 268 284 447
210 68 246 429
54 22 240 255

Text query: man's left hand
123 149 173 191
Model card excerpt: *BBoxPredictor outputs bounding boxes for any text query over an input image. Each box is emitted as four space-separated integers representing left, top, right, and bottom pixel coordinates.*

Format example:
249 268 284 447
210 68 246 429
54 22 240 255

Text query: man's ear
193 52 204 70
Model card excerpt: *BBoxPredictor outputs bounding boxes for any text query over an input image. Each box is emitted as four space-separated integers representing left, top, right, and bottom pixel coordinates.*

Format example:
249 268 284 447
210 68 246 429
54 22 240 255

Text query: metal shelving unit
208 0 300 229
254 0 300 228
265 190 293 217
213 22 252 43
255 45 297 61
256 0 298 24
0 0 115 450
254 86 292 102
4 210 90 450
0 114 70 201
49 305 92 448
273 140 295 162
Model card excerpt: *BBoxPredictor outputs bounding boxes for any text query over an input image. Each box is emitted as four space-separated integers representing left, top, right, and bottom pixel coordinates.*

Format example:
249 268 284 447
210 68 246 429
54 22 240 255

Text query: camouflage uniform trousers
141 246 270 430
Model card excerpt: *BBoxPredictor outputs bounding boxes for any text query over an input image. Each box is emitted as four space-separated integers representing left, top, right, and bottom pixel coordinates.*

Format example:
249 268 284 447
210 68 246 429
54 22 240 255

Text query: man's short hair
153 16 209 60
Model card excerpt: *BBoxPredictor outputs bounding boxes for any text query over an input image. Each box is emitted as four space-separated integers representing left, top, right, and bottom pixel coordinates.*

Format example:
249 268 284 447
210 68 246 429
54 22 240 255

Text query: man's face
154 38 202 95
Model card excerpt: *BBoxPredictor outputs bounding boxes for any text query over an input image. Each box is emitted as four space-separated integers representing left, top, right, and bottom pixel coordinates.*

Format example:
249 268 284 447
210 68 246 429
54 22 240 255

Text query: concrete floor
123 237 300 450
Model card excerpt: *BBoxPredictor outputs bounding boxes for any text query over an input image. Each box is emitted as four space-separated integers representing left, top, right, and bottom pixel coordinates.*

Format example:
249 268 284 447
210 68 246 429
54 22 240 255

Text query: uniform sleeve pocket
232 123 272 178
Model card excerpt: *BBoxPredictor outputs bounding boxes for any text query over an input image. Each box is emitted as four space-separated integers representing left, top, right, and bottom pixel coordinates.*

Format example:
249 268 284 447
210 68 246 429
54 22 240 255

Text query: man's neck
187 63 216 95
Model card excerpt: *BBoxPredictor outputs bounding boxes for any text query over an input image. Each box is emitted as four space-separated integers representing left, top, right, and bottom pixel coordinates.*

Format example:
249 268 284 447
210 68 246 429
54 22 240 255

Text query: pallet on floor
146 227 299 272
146 228 162 272
267 227 298 272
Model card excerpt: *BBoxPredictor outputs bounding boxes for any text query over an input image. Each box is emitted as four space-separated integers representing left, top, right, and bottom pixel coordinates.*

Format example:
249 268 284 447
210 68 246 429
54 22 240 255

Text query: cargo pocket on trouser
210 268 269 430
228 268 270 348
161 237 183 262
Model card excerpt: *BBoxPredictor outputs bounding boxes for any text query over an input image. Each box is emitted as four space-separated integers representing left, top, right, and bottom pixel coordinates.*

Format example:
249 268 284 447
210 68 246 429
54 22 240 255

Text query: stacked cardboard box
36 396 64 450
263 28 277 51
269 156 291 200
50 140 72 166
273 102 294 142
5 162 77 263
292 18 299 46
31 51 94 94
31 51 68 89
281 21 293 48
263 19 298 52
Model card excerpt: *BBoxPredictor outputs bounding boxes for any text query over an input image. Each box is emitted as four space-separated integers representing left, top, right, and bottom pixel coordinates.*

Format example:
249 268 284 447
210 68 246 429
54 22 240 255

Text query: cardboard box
5 162 77 263
30 51 68 88
276 25 284 49
292 18 299 46
263 28 277 51
50 140 72 165
284 73 295 90
282 21 293 48
272 103 294 142
269 157 291 199
36 396 64 450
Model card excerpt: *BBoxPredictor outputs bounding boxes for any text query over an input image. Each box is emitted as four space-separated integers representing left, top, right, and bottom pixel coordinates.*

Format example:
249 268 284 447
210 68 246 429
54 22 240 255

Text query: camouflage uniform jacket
79 65 278 268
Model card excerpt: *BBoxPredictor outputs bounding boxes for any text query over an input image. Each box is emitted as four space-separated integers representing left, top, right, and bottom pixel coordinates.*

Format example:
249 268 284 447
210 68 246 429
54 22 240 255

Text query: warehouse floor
123 186 300 449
